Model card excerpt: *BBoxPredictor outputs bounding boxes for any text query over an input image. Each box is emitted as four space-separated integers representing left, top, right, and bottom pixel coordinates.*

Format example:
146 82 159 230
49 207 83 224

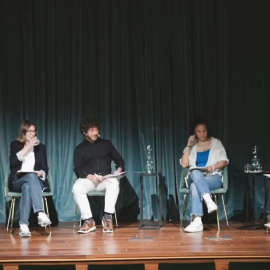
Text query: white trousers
72 177 119 220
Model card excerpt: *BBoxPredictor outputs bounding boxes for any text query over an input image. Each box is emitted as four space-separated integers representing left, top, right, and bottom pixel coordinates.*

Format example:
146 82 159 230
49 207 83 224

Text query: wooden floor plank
0 221 270 270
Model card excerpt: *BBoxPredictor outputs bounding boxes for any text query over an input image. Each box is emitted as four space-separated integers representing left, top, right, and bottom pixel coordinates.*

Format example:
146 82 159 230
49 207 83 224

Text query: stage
0 221 270 270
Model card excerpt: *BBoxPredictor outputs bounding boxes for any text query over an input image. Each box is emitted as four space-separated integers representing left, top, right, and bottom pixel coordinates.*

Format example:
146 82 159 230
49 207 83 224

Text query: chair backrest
221 166 228 193
4 176 10 197
43 173 54 196
211 166 229 194
4 171 22 198
179 168 190 193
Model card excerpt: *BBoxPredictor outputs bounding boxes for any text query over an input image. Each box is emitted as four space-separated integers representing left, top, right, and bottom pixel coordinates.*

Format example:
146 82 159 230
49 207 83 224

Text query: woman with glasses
8 120 51 237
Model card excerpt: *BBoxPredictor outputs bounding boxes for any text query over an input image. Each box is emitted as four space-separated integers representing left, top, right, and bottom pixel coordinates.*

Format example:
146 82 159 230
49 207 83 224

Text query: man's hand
114 168 122 175
87 174 103 182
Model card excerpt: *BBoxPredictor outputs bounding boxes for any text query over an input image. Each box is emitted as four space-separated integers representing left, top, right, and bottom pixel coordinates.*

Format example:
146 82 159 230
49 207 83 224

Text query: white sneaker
37 212 52 227
19 224 31 237
207 200 218 214
184 221 203 233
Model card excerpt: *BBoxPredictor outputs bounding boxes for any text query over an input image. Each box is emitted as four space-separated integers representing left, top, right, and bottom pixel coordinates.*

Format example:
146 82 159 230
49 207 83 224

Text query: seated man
72 117 125 233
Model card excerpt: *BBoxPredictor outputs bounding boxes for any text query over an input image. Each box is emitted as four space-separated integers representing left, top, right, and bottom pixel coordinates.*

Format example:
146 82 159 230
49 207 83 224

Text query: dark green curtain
1 0 270 223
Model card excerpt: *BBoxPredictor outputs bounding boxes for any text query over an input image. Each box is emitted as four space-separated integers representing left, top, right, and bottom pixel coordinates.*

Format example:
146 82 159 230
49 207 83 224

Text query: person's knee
72 181 80 195
21 183 30 193
109 179 119 189
27 172 38 182
72 179 88 195
190 170 201 179
190 183 196 193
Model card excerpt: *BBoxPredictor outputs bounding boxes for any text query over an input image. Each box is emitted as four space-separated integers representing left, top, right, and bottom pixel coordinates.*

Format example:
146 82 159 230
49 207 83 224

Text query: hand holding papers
94 171 125 181
16 170 35 176
16 170 41 177
189 166 209 172
103 171 125 179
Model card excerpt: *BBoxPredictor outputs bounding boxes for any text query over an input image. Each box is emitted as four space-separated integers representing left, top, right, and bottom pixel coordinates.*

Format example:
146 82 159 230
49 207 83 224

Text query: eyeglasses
26 130 37 134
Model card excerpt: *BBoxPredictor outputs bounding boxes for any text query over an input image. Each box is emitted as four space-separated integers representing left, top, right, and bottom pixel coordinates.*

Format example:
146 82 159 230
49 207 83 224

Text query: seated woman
8 120 51 237
180 118 229 233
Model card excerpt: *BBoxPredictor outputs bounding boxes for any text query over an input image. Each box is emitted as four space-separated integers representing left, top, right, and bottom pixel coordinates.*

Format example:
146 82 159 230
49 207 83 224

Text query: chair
4 173 54 232
74 190 118 228
179 167 229 231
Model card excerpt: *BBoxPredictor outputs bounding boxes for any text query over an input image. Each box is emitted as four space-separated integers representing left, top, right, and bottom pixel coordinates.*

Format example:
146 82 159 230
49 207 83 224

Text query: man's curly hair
80 117 100 134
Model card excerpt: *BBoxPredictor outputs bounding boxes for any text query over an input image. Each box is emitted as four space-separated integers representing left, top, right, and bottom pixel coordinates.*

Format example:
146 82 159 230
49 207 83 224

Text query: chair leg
221 194 229 226
213 195 220 231
6 200 12 231
180 194 188 227
43 197 51 231
74 205 79 228
114 211 118 227
7 198 16 231
10 198 16 232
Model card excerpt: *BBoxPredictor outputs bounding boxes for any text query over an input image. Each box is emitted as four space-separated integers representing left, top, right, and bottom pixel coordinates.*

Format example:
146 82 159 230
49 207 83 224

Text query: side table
263 174 270 225
136 172 162 230
239 171 269 230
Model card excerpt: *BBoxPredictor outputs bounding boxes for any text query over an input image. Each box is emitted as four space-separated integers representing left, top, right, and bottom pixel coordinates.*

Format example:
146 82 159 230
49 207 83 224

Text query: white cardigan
180 137 229 176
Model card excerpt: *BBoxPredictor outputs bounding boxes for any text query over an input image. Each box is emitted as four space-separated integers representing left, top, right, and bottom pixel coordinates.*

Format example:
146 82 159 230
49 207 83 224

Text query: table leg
139 176 143 229
158 174 162 229
246 174 249 224
238 174 256 230
138 173 162 230
252 174 255 227
265 177 270 222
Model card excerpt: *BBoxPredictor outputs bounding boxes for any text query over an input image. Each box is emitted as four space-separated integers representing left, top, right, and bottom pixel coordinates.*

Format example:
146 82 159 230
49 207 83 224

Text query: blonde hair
17 120 36 143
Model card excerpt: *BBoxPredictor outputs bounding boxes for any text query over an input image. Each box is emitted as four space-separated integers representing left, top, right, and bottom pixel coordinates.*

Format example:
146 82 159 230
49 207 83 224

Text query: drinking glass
244 164 251 173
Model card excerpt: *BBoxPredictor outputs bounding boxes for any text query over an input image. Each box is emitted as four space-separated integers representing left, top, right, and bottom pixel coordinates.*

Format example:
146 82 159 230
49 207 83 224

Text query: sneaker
19 224 31 237
264 222 270 229
37 212 52 227
102 215 113 233
78 219 96 234
184 221 203 233
207 200 218 214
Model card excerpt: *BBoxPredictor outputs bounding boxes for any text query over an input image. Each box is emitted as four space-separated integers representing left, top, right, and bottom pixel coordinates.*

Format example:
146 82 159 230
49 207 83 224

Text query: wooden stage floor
0 221 270 270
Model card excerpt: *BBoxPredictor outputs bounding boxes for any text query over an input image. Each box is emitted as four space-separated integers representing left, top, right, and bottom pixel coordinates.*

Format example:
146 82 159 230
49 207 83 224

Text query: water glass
244 164 251 173
256 164 262 172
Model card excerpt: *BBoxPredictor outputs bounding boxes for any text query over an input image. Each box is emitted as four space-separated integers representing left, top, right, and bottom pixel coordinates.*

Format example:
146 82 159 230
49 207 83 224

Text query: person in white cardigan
180 119 229 233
